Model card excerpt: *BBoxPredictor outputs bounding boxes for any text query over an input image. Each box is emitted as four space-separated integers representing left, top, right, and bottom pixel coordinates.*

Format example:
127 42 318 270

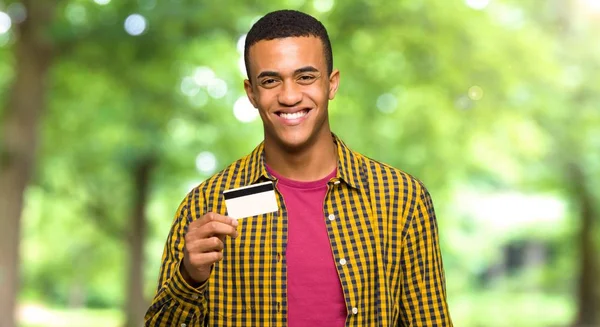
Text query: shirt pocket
213 304 248 318
210 302 255 326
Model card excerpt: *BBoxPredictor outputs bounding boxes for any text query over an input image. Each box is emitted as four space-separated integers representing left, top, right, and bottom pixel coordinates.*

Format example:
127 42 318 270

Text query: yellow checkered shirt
145 135 452 326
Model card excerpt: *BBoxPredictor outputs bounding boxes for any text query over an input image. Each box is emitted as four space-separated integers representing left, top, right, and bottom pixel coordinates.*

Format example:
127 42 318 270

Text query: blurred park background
0 0 599 326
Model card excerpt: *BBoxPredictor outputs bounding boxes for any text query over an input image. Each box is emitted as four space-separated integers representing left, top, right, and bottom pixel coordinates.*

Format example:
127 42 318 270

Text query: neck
264 130 337 182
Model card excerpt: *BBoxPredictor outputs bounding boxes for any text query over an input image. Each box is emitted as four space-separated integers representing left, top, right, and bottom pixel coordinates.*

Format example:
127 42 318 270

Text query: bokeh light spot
65 4 87 25
189 89 209 108
376 93 398 113
465 0 489 10
180 77 200 97
313 0 335 13
207 79 228 99
455 95 473 110
124 14 147 36
94 0 111 5
194 67 216 86
139 0 157 10
468 85 484 100
7 3 27 24
233 96 259 123
583 0 600 11
493 4 525 29
196 152 217 175
0 11 11 34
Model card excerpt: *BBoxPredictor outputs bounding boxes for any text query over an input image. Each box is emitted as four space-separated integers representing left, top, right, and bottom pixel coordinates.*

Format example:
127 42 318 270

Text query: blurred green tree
0 1 57 326
1 0 598 326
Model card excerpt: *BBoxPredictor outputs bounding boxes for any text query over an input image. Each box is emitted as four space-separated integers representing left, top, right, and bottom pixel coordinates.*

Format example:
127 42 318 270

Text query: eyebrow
256 66 320 80
295 66 319 74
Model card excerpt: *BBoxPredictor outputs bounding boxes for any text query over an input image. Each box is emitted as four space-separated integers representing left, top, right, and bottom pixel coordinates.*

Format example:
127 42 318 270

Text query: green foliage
1 0 597 325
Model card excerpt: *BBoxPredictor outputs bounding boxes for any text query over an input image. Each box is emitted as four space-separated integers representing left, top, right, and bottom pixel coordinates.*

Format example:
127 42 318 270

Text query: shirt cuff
166 260 209 305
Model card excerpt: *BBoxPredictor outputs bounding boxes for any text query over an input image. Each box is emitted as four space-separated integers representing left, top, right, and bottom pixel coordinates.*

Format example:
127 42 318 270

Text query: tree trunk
0 2 55 327
568 162 599 327
547 1 600 323
124 157 154 327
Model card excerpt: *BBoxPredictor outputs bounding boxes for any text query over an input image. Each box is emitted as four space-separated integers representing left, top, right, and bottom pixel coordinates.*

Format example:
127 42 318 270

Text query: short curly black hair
244 10 333 79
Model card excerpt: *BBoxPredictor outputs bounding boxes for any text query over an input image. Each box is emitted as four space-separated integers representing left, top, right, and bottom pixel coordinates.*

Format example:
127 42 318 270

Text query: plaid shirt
145 135 452 326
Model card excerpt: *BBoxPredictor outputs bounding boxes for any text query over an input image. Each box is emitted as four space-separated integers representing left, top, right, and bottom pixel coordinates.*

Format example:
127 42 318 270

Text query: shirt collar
243 133 363 190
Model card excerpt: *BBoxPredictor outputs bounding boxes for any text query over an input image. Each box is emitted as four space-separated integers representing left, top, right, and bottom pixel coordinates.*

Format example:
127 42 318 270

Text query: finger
188 251 224 267
185 221 238 246
189 212 238 231
186 237 225 253
196 220 238 239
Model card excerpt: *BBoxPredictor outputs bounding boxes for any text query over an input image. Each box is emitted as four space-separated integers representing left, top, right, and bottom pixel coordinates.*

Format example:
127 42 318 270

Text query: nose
278 80 302 106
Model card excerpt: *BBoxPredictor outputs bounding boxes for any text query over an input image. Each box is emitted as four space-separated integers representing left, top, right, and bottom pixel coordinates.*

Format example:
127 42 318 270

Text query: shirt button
192 295 199 300
328 214 335 221
276 253 282 262
334 180 341 185
352 307 358 315
181 324 187 327
339 258 347 265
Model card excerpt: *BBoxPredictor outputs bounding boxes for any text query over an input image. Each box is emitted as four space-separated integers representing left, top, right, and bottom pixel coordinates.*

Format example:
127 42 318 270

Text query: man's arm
398 184 453 327
144 192 209 327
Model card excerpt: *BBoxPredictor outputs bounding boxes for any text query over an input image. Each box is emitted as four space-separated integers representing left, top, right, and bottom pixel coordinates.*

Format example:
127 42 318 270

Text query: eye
298 75 316 84
261 78 279 87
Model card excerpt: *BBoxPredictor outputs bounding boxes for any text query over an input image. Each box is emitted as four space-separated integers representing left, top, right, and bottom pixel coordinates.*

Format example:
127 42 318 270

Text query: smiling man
145 9 452 327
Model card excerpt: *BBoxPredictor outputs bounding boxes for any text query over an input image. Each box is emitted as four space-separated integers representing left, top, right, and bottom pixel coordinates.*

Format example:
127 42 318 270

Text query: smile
277 109 309 120
275 109 311 126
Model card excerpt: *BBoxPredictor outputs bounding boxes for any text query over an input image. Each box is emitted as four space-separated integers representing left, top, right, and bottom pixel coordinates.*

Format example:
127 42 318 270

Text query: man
145 9 452 327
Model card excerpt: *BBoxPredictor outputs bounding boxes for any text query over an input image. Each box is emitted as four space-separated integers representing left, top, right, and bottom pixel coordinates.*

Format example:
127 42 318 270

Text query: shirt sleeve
398 184 453 327
144 190 209 327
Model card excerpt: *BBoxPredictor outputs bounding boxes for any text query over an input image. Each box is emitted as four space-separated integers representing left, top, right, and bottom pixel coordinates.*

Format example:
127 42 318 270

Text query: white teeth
280 110 307 120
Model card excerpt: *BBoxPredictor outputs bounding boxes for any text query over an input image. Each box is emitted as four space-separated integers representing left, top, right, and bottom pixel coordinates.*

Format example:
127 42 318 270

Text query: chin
274 130 314 152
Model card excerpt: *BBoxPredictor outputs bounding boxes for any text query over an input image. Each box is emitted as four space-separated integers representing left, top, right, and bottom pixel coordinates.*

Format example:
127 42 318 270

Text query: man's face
244 36 339 152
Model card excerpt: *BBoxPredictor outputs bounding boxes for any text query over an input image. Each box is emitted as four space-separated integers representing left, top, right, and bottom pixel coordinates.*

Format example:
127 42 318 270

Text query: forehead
247 36 326 75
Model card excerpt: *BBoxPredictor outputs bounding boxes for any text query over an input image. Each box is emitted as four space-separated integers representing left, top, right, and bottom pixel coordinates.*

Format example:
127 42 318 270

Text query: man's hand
181 212 238 286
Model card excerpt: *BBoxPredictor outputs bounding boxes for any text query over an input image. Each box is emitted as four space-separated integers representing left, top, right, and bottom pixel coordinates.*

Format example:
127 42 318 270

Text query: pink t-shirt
267 166 347 327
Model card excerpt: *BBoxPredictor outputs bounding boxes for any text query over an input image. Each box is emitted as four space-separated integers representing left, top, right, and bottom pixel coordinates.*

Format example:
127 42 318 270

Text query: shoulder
357 152 427 197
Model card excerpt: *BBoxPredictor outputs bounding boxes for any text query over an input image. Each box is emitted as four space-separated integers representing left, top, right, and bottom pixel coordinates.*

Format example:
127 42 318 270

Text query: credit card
223 181 278 219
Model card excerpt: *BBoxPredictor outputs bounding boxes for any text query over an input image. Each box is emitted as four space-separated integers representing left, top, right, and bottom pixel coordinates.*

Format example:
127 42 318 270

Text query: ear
243 79 258 108
328 69 340 100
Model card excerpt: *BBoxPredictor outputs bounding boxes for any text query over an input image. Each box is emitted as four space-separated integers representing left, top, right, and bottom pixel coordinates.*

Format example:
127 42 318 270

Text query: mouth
275 109 311 125
276 109 310 119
